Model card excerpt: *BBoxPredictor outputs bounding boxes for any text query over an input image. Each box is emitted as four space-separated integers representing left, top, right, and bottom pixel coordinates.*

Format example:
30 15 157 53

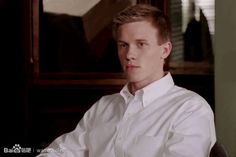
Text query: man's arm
163 98 216 157
36 103 97 157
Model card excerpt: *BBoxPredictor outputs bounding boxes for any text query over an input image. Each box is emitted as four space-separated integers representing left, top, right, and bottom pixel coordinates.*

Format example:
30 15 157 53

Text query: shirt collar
120 84 134 105
120 72 175 107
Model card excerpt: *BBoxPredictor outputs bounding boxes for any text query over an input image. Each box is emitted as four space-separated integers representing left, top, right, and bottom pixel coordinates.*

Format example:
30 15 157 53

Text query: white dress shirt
37 73 216 157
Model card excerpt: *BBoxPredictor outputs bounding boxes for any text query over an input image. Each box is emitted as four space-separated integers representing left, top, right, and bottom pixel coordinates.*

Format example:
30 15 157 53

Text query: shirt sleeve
163 97 216 157
36 104 97 157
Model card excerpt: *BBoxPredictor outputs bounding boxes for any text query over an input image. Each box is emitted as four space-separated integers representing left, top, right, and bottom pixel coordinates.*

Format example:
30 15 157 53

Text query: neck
128 72 165 95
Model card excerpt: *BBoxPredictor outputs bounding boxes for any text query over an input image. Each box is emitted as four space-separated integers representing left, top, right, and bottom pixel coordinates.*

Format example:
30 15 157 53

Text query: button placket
114 121 126 157
124 96 143 119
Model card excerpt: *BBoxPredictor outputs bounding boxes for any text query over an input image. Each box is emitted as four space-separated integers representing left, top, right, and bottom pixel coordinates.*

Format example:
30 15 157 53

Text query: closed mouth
126 65 140 69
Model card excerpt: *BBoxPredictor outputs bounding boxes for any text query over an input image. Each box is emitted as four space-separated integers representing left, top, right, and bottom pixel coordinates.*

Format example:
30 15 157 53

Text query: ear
161 41 172 59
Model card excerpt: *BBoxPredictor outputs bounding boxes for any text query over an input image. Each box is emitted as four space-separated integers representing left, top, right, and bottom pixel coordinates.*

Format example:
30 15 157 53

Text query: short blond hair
112 4 171 44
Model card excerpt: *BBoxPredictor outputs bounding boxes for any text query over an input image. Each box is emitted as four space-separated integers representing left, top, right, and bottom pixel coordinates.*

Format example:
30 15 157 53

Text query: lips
126 64 140 70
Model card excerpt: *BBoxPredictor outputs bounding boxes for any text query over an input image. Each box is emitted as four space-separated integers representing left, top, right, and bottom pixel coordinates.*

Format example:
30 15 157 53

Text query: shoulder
170 85 213 114
82 93 123 122
97 93 122 105
171 85 206 101
88 93 123 113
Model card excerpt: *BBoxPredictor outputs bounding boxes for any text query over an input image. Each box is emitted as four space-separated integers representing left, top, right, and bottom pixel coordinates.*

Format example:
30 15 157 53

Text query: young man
37 4 216 157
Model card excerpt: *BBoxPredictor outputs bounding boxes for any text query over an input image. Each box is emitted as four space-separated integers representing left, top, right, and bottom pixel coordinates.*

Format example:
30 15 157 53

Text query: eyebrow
117 40 128 45
117 39 148 43
136 39 148 42
117 40 126 43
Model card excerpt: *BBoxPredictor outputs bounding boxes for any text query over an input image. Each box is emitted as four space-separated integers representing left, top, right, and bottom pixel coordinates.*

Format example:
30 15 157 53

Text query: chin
126 75 142 83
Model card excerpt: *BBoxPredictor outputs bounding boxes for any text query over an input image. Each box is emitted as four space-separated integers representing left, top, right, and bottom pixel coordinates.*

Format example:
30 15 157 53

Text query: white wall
215 0 236 156
43 0 136 16
43 0 101 16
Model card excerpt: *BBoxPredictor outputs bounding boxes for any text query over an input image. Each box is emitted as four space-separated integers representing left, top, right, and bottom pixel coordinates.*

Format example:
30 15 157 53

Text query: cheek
145 50 162 62
143 53 163 68
118 52 126 65
149 57 160 66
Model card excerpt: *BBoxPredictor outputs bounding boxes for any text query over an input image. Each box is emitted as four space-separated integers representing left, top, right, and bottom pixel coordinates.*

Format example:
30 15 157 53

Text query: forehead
117 20 159 42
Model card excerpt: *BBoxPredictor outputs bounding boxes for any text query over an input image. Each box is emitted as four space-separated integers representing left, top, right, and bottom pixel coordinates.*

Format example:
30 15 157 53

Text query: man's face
117 20 171 84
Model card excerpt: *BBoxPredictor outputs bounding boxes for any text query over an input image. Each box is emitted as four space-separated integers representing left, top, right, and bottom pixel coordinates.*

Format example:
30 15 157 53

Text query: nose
126 46 136 61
